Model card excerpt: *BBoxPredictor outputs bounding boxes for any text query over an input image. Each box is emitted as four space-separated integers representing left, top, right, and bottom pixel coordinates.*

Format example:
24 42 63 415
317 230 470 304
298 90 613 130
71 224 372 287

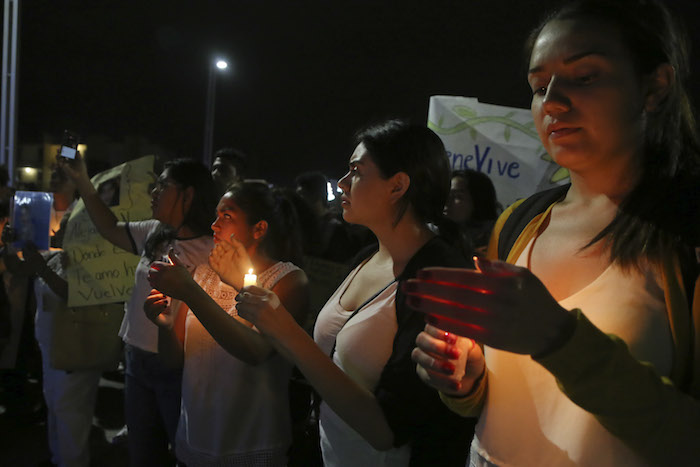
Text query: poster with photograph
64 155 155 307
11 191 53 250
428 96 569 208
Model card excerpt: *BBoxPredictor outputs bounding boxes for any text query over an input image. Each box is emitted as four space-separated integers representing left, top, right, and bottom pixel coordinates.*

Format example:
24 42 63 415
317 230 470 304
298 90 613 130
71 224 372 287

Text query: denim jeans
124 344 182 467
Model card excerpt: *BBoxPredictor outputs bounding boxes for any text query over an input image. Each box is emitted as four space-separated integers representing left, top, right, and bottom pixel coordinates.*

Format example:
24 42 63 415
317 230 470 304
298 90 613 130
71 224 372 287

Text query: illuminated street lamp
203 57 229 168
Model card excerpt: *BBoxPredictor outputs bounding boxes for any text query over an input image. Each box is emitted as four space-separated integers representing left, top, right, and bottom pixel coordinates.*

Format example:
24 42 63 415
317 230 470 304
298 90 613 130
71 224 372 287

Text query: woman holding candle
233 120 475 466
406 0 700 465
59 156 218 466
145 181 309 466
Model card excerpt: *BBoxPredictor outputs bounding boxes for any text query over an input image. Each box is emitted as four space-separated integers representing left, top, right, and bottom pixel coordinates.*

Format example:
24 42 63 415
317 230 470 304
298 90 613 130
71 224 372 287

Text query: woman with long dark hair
232 120 475 466
60 156 218 466
407 0 700 465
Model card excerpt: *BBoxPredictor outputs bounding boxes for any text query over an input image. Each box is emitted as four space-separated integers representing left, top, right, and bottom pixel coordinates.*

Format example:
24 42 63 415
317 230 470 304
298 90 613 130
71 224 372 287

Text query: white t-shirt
176 261 300 467
119 220 213 353
471 237 672 467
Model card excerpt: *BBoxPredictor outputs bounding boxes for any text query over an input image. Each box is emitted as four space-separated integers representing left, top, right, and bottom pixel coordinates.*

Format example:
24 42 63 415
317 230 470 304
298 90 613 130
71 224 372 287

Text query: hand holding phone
59 130 79 159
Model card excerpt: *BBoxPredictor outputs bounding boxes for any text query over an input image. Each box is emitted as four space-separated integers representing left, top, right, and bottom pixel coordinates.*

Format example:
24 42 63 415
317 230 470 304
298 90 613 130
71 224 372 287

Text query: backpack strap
497 184 571 261
492 185 700 395
692 266 700 397
679 245 700 396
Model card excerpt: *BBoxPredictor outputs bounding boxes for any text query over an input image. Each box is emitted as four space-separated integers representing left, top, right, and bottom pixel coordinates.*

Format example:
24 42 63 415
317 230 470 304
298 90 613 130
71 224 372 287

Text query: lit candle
243 268 257 287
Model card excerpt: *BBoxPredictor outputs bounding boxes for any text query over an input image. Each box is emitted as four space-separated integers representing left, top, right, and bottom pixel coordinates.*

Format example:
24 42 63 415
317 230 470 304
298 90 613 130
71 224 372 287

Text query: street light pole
1 0 20 184
202 58 228 169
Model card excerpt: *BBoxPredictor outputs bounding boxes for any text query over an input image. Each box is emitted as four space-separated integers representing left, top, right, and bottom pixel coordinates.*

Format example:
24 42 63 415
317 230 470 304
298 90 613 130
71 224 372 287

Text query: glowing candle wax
244 268 257 287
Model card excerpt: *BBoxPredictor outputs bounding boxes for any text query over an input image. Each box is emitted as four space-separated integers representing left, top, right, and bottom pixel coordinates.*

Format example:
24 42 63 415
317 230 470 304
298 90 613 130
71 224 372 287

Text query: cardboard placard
428 96 569 208
64 155 155 306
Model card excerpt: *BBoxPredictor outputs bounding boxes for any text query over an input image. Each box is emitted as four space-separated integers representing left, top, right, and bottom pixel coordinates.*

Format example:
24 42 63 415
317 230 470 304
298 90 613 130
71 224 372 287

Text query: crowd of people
0 0 699 466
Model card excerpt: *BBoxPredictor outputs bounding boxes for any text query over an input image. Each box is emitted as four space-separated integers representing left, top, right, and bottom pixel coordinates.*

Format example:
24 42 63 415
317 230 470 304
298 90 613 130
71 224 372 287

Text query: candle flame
248 268 254 274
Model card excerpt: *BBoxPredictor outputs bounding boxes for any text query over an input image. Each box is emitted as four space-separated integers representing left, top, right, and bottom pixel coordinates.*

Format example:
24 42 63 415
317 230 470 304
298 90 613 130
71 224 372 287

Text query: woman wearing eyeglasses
60 156 218 466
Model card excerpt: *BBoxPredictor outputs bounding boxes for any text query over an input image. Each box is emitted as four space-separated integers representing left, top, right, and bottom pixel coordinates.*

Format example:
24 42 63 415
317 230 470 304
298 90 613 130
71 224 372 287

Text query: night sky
14 0 700 185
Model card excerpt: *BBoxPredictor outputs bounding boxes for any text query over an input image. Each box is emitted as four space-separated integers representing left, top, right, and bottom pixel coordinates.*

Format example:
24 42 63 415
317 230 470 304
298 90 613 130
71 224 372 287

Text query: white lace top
176 261 300 467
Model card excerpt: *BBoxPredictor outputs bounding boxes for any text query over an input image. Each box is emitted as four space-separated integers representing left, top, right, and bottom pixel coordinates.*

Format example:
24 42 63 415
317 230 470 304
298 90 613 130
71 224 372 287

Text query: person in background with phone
1 161 96 467
59 154 218 466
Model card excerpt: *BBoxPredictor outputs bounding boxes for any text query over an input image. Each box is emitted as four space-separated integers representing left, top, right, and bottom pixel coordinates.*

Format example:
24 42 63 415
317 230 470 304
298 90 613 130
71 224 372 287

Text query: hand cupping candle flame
403 257 574 357
209 233 255 290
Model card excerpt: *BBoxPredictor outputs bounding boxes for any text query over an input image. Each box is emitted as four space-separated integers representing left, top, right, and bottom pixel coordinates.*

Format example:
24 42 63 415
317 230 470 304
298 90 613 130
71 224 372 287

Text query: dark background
13 0 700 185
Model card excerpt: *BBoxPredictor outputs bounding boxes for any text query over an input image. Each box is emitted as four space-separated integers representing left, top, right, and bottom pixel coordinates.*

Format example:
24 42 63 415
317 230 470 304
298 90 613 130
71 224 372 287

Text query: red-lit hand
403 258 576 356
412 323 485 397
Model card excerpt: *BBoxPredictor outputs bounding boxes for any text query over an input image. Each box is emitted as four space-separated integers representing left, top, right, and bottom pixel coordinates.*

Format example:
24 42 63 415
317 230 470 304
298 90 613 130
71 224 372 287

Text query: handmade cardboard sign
64 155 155 306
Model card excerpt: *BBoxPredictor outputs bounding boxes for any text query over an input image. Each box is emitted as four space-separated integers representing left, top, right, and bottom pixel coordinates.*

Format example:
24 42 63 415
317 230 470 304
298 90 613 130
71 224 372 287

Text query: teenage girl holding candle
233 120 475 466
59 156 218 466
406 0 700 465
145 181 309 466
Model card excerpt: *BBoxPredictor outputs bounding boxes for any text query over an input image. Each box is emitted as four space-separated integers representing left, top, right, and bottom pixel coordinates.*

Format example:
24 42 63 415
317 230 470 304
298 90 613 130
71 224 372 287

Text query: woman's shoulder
262 261 307 290
277 267 308 291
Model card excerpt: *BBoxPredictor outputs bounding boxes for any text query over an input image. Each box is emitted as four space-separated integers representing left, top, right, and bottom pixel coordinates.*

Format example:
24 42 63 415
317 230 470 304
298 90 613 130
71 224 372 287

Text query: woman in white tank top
234 121 475 466
145 181 309 466
407 1 700 465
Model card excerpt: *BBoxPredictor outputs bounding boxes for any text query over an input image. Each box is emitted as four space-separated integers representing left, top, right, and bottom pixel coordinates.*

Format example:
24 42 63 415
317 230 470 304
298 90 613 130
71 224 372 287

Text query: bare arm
1 248 33 275
25 246 68 300
57 154 132 252
181 284 276 364
3 246 68 299
159 300 187 369
35 260 68 300
184 271 309 364
236 287 396 450
148 259 311 365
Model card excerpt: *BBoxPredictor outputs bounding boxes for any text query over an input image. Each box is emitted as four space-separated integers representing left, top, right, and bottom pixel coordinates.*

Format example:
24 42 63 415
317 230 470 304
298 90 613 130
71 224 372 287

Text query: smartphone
59 130 79 159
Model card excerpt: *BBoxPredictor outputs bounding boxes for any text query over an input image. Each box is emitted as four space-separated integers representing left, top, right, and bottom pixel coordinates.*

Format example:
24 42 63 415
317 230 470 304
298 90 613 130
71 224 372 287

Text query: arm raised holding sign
57 153 132 252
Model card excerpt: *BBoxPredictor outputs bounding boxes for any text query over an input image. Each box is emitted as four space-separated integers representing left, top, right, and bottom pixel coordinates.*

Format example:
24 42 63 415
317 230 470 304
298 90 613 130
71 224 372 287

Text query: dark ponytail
227 181 303 266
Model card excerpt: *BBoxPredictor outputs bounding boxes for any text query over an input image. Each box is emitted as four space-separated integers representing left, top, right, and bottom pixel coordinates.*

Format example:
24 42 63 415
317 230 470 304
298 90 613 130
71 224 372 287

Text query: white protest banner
428 96 569 208
64 155 155 306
